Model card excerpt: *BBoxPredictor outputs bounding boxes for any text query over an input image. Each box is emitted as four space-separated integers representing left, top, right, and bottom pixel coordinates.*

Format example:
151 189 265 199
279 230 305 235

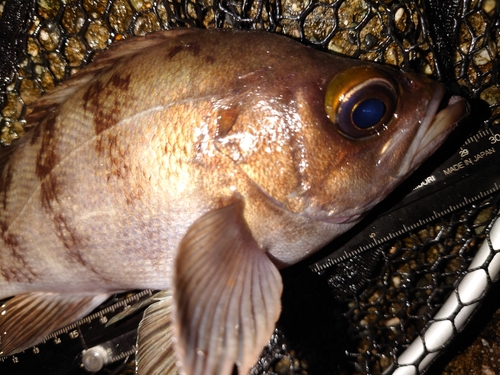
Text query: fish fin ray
0 292 110 356
136 291 179 375
174 198 283 375
106 290 167 327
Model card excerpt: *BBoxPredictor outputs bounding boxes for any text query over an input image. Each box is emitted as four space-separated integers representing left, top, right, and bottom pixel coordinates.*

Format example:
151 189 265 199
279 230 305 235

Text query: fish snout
390 89 469 179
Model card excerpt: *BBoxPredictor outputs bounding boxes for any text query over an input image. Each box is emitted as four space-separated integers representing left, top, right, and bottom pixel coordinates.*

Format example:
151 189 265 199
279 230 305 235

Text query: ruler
0 290 153 374
309 127 500 273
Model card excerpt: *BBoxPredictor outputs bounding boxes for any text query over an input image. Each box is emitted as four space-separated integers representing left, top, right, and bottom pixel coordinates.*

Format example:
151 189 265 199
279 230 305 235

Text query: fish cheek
214 105 306 212
286 91 377 212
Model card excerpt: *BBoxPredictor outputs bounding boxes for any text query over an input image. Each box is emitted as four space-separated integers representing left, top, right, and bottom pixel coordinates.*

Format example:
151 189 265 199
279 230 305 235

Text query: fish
0 28 467 374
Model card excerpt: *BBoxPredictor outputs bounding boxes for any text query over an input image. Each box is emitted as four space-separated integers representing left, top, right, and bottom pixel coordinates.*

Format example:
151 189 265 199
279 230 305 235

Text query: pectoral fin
0 292 109 356
173 199 283 375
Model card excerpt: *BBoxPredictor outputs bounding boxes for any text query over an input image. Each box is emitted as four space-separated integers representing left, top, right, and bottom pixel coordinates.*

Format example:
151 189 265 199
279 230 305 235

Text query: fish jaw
389 91 469 179
410 95 469 170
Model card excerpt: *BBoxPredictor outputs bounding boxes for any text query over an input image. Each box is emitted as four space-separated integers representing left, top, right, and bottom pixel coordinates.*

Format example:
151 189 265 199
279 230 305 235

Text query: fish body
0 28 466 374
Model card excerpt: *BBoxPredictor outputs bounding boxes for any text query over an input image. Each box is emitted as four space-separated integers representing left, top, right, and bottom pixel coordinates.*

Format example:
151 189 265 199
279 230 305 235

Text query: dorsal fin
24 28 194 129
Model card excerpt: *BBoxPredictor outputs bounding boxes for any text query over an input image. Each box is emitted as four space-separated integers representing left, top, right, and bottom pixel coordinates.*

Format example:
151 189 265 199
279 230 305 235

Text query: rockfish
0 28 467 374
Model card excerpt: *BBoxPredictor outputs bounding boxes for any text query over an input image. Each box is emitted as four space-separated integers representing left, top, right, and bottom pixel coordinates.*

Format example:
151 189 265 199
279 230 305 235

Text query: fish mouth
417 95 469 154
392 89 469 178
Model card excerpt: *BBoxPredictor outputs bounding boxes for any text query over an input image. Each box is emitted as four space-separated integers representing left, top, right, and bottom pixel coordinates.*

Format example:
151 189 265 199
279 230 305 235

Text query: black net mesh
337 198 499 374
0 0 499 374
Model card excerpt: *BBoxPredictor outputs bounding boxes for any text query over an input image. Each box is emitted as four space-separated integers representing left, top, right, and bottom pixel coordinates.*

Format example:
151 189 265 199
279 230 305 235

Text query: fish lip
416 95 469 155
392 88 468 178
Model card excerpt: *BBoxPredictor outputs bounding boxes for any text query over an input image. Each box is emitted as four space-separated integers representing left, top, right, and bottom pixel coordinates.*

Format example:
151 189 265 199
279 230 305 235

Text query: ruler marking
312 177 500 273
42 290 154 340
367 185 500 252
110 347 136 363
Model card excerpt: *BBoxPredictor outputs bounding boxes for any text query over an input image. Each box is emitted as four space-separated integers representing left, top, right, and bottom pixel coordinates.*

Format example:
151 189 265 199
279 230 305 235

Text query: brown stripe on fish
0 164 13 210
99 130 145 205
82 70 146 202
51 213 110 280
39 174 60 212
82 71 132 138
35 111 62 212
52 213 86 265
29 118 41 144
82 79 104 128
0 221 37 283
108 72 131 92
35 111 59 180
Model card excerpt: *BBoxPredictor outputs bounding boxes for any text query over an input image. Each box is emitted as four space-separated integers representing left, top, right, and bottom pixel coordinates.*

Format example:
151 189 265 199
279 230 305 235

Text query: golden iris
325 66 398 139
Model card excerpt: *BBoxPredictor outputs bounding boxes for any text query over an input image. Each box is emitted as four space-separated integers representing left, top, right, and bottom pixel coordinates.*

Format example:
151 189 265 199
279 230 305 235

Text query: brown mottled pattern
52 213 85 265
83 72 132 139
82 79 104 127
99 128 145 205
35 112 61 211
0 221 36 283
84 71 133 204
0 164 13 210
81 70 149 205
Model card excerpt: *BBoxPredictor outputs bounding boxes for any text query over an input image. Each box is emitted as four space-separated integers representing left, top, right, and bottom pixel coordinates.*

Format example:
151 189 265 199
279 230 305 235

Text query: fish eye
352 98 386 128
325 67 398 139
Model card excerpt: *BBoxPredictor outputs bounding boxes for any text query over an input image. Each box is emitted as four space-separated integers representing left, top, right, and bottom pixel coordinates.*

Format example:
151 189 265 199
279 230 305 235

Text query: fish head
289 64 468 225
215 56 467 246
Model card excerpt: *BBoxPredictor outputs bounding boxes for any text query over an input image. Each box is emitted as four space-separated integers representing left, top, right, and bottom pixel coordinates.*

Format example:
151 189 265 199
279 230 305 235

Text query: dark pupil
352 98 386 128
